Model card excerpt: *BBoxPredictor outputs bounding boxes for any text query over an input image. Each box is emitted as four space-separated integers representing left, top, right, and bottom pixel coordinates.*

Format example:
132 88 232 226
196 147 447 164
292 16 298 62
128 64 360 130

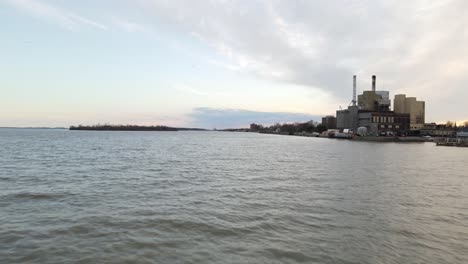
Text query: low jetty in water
435 137 468 147
353 136 429 142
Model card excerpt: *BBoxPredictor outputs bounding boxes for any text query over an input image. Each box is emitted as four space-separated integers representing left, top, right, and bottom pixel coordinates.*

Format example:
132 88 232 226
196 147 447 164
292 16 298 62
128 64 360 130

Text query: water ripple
0 129 467 264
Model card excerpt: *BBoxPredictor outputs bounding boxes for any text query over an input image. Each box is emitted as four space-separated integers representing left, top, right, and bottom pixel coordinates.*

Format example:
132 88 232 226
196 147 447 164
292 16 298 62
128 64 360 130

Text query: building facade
338 108 410 136
394 94 425 130
336 106 359 132
357 76 391 112
420 123 456 137
358 111 410 136
322 115 337 129
358 91 391 111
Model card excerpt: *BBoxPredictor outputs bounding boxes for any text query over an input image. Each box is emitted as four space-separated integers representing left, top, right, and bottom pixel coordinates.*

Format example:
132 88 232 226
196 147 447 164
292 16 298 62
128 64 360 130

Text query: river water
0 129 467 263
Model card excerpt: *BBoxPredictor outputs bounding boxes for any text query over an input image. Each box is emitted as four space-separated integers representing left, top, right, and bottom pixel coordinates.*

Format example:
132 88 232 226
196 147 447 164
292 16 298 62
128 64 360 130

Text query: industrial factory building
337 75 411 136
357 111 410 135
394 94 425 130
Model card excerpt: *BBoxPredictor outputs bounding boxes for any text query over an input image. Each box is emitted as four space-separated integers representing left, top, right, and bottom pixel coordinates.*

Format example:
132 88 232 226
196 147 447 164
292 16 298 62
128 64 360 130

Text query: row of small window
380 125 400 129
373 116 394 123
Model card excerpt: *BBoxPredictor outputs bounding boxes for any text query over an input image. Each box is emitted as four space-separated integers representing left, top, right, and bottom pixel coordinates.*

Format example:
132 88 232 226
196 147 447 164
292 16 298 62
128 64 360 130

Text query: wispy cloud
6 0 107 31
110 16 152 34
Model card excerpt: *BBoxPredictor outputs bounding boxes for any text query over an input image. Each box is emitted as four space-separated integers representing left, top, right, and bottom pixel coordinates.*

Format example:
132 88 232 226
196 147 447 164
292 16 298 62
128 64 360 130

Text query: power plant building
336 106 359 131
394 94 425 130
357 111 410 135
337 75 410 135
357 76 391 112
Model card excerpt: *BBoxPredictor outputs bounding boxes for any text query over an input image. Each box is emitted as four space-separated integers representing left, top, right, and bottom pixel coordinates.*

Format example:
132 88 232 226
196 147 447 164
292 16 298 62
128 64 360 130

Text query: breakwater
258 131 432 143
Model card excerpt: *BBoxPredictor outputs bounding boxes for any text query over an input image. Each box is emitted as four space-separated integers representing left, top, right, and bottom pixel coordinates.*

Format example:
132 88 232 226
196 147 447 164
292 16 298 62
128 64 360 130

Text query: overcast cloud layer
2 0 467 127
146 0 468 122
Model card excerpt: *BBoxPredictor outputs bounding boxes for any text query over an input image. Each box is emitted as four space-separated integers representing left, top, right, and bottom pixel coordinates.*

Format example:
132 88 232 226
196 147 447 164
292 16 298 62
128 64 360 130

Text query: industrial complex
333 75 426 137
243 74 466 146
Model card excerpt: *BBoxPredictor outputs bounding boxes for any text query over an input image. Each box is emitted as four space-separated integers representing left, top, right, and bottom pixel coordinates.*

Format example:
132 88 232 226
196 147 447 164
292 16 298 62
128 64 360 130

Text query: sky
1 0 467 128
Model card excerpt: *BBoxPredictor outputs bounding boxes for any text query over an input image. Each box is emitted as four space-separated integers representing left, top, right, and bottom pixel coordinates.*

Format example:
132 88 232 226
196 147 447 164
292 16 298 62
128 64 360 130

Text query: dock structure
436 133 468 147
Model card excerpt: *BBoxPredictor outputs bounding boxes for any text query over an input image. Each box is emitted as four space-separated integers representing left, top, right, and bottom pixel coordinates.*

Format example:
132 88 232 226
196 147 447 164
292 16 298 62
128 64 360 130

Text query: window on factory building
388 125 392 128
396 125 400 129
381 125 385 128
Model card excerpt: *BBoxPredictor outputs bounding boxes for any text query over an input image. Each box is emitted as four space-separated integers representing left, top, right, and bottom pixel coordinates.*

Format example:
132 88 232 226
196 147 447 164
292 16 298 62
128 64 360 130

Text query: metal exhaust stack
352 75 357 106
372 75 376 92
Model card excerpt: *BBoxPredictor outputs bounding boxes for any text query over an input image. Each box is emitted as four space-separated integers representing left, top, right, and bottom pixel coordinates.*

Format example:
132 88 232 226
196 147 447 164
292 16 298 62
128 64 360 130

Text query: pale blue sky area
1 0 466 128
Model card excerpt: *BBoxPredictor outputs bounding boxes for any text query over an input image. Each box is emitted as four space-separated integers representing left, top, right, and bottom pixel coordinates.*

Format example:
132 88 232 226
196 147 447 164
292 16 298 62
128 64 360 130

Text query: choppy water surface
0 129 467 263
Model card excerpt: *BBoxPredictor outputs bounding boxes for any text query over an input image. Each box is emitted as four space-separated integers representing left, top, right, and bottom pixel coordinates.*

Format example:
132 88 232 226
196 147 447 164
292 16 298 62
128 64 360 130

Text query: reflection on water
0 129 467 263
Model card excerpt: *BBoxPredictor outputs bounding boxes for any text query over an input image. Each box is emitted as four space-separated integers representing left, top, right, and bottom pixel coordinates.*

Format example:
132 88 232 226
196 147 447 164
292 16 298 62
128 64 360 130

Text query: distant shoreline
70 125 177 131
0 127 67 129
69 125 207 131
0 126 209 131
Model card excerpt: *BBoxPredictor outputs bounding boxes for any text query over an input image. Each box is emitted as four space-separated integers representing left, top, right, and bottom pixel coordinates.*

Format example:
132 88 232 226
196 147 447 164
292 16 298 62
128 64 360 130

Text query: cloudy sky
1 0 466 128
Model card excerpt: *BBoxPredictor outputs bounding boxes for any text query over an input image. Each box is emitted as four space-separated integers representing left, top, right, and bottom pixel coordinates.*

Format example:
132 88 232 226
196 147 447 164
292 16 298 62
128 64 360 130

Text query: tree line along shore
70 125 178 131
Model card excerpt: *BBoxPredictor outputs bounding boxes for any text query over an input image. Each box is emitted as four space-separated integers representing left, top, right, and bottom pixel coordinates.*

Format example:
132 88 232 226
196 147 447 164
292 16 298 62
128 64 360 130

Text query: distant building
250 123 262 131
309 120 319 127
358 91 391 111
337 109 410 135
321 115 337 129
394 94 425 130
337 75 410 135
336 106 359 132
357 111 410 135
357 76 391 112
420 123 456 137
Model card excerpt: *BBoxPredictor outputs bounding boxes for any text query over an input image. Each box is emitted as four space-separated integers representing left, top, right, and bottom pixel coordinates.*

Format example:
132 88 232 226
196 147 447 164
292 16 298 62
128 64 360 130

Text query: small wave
262 247 310 262
155 218 242 237
10 192 68 201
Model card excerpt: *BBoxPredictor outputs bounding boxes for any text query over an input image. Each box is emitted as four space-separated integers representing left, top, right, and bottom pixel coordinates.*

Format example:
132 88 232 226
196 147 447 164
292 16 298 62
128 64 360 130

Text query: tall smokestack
352 75 356 106
372 75 376 92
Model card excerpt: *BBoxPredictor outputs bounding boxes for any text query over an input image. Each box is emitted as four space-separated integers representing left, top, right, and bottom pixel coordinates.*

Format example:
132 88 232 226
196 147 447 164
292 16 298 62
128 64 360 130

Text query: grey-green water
0 129 467 263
